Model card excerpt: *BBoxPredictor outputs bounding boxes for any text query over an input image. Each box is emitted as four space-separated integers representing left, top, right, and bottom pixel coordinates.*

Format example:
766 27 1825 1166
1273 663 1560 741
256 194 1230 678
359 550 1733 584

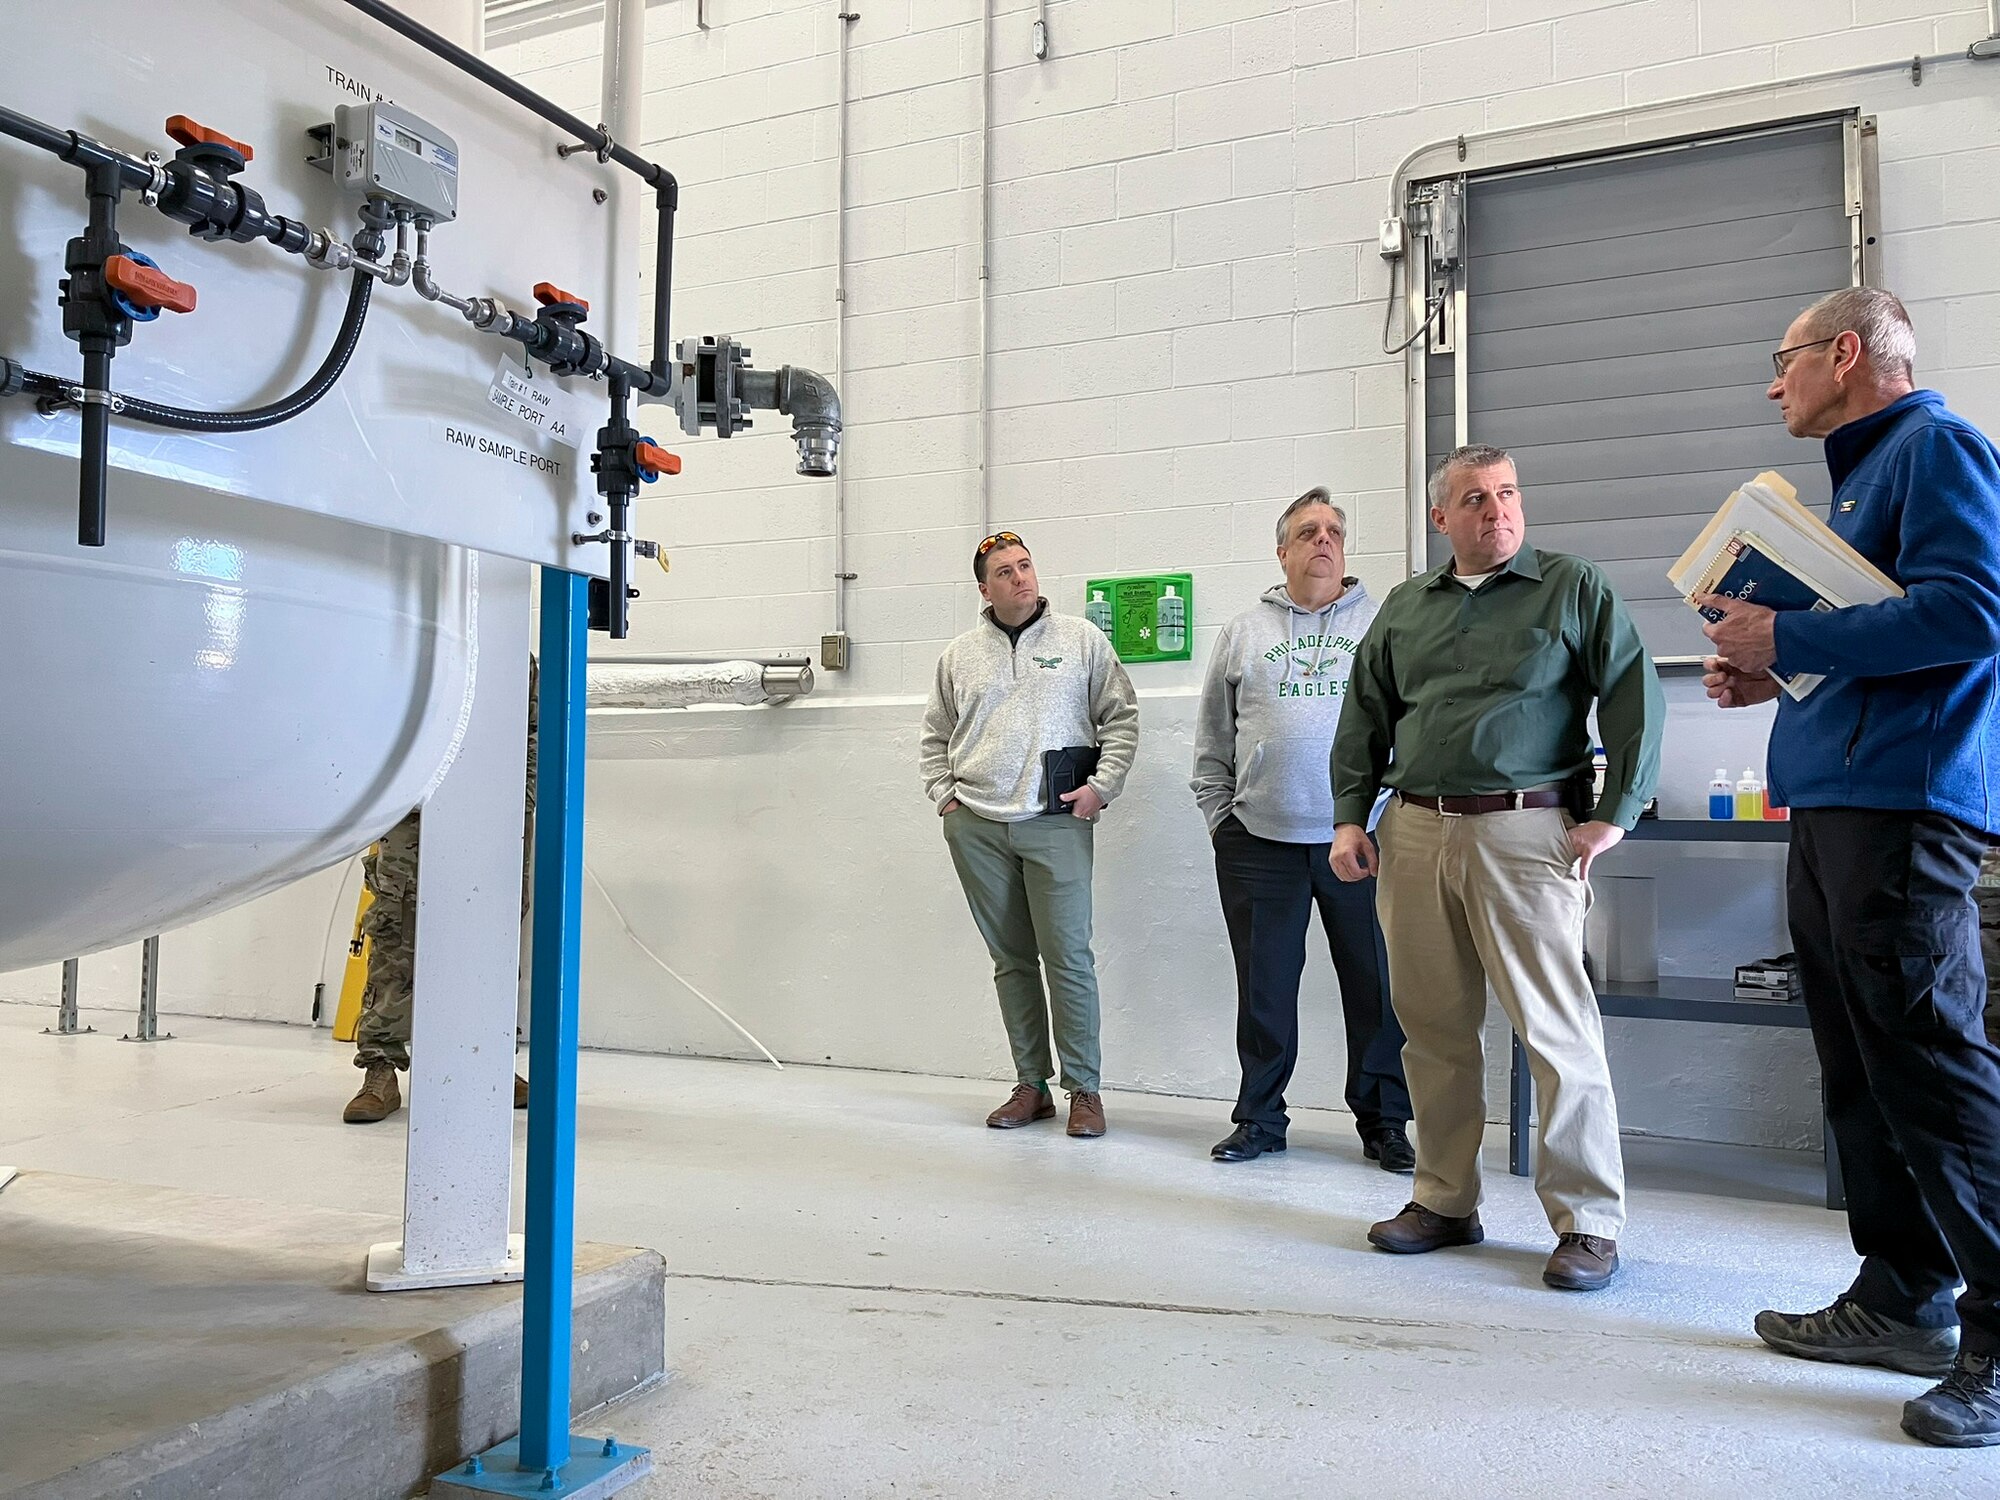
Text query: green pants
942 808 1102 1093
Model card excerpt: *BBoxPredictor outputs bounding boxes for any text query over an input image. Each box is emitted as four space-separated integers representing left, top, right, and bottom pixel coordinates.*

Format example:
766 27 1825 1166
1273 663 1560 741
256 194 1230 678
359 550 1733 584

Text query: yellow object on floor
330 860 375 1042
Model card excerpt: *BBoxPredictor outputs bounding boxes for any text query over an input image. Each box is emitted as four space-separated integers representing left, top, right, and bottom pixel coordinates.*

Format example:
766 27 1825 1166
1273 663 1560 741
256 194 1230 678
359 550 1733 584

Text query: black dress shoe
1363 1127 1416 1174
1211 1124 1286 1162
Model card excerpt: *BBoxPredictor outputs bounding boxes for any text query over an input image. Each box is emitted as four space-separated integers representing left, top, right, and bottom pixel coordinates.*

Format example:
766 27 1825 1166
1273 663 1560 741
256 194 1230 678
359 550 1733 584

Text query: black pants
1790 807 2000 1352
1213 816 1410 1140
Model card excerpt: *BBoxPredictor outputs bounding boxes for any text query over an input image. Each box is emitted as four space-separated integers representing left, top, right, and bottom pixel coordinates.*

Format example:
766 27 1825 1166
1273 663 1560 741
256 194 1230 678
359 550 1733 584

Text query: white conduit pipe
976 0 993 535
583 864 784 1070
833 6 856 641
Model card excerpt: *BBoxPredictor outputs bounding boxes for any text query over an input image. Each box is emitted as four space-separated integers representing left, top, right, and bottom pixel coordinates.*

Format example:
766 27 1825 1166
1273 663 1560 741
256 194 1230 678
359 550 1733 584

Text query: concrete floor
2 999 1990 1499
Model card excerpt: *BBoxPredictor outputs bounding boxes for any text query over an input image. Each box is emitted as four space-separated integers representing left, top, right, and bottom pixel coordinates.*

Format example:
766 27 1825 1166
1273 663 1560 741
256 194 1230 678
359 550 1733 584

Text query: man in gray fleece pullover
921 531 1140 1138
1191 489 1411 1169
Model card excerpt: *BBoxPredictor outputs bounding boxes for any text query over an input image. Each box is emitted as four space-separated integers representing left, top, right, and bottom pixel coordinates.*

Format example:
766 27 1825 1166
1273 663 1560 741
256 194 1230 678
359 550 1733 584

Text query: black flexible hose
26 269 373 432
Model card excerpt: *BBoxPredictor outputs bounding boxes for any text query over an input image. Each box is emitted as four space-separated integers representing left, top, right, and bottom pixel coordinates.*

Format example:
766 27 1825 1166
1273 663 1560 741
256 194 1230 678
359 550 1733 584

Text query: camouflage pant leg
1981 847 2000 1049
356 807 422 1070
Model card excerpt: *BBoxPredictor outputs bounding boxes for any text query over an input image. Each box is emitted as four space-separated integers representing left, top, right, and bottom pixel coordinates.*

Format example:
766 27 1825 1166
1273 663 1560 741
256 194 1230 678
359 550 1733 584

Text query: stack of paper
1666 471 1903 701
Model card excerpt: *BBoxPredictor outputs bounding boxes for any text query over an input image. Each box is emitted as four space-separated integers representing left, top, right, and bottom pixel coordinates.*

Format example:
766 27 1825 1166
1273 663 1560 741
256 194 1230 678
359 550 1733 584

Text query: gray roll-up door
1423 119 1858 657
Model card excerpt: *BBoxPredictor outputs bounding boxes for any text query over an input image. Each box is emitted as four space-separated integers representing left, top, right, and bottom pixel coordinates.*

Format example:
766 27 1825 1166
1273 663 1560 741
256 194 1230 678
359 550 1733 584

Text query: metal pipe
522 567 590 1475
833 6 858 643
977 0 993 534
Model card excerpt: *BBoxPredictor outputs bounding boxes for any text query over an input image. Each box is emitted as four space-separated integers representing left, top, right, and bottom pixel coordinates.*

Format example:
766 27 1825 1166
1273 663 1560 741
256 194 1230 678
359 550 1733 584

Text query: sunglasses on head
977 531 1023 556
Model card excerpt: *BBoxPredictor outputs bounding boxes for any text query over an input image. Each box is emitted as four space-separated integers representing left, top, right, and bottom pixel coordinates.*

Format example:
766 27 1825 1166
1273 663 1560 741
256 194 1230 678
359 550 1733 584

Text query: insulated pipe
586 661 814 707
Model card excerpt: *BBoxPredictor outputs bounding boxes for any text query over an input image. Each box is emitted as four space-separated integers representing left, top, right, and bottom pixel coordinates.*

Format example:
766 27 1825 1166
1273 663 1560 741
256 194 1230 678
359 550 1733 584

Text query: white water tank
0 445 474 970
0 0 630 971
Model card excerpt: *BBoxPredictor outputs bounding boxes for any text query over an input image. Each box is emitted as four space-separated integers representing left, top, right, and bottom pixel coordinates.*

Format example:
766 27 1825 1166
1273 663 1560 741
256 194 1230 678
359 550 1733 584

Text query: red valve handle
635 440 682 478
533 281 590 312
105 255 197 315
165 114 254 162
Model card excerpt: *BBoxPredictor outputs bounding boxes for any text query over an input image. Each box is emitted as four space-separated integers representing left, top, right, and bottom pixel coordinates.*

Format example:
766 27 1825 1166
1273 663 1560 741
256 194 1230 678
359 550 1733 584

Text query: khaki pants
1376 797 1625 1239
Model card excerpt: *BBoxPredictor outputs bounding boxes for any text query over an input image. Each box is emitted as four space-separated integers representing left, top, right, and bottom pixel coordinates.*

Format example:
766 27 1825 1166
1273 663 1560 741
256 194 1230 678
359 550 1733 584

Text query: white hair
1275 487 1348 546
1801 287 1916 382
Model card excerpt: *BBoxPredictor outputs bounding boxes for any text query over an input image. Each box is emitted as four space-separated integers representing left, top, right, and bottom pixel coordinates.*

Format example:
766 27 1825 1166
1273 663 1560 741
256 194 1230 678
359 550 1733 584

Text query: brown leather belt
1398 789 1566 816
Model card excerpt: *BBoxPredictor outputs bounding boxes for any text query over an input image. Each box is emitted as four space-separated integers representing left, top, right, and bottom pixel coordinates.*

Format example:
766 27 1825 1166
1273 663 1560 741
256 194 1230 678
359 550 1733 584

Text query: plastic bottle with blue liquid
1708 768 1734 820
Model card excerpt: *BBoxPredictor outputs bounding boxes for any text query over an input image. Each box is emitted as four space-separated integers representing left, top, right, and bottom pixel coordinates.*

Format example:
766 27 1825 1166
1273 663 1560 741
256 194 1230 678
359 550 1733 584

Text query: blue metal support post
431 567 650 1497
523 565 588 1474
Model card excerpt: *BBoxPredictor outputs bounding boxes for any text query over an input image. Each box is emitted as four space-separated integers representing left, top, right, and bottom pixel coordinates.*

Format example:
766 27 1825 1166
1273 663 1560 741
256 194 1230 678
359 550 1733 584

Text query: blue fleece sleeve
1774 427 2000 678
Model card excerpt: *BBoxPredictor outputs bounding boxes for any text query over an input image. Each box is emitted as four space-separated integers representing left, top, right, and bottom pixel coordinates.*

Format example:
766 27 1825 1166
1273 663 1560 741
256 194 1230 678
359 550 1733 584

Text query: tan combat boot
343 1062 403 1124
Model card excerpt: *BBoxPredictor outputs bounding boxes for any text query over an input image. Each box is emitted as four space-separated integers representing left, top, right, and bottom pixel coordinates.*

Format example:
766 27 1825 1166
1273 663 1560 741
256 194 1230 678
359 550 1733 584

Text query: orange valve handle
164 114 254 162
533 282 590 312
105 255 197 315
634 440 682 478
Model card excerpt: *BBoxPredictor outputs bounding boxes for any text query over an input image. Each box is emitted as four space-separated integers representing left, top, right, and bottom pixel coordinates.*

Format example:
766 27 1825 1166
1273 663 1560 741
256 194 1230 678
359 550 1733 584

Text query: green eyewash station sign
1084 573 1192 664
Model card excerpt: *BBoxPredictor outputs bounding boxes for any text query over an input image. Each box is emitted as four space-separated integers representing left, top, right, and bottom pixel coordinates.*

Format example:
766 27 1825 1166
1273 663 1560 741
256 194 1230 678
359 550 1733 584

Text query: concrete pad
0 1172 663 1500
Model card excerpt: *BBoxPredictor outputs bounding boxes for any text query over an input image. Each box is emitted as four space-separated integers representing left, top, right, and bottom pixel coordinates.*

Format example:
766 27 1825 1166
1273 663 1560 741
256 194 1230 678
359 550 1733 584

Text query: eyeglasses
1772 336 1839 379
976 531 1023 556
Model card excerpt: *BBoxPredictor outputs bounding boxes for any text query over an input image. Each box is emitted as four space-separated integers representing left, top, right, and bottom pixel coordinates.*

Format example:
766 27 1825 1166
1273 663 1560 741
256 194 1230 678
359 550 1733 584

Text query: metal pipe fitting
775 365 842 477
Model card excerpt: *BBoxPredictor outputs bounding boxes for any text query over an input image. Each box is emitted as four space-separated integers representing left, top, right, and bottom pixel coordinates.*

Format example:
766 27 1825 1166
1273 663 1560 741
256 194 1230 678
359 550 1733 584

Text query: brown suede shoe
1066 1090 1106 1138
1544 1233 1619 1291
514 1073 529 1110
1367 1201 1485 1254
343 1062 403 1124
987 1083 1056 1129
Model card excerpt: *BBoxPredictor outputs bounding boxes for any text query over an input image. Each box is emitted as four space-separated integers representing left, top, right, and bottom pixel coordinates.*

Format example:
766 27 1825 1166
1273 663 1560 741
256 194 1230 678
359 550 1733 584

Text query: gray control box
327 101 460 222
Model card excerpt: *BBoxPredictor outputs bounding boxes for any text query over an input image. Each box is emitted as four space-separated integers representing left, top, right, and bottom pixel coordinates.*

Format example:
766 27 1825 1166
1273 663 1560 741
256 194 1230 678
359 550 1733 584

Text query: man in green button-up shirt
1330 443 1663 1292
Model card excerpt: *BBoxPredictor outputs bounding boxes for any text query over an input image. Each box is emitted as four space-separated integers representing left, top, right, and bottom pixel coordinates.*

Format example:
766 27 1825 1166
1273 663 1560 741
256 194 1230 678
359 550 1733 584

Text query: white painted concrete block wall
8 3 1995 1153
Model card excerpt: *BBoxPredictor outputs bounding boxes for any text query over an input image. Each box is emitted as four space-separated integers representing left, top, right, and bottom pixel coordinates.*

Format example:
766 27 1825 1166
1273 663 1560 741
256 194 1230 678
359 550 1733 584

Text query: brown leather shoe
343 1062 402 1124
986 1083 1056 1129
1066 1090 1106 1138
514 1073 529 1110
1367 1201 1484 1254
1544 1232 1619 1291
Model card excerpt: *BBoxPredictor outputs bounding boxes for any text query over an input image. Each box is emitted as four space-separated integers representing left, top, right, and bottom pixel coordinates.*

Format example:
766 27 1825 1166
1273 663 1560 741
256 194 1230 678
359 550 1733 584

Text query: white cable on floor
312 855 362 1016
582 863 784 1071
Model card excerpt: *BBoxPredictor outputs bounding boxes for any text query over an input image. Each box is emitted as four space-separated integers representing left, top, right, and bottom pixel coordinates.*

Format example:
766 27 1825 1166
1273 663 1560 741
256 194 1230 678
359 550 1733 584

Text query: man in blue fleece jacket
1704 287 2000 1449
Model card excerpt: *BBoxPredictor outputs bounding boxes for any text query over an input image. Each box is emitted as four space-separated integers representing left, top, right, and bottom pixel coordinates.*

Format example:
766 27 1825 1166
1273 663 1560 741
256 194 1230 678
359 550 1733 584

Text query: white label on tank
486 355 591 450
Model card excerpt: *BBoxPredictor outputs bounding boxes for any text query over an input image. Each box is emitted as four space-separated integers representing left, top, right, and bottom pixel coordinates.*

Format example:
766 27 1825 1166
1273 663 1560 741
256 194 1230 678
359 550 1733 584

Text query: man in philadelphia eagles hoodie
1705 288 2000 1449
920 531 1140 1139
1191 488 1412 1171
